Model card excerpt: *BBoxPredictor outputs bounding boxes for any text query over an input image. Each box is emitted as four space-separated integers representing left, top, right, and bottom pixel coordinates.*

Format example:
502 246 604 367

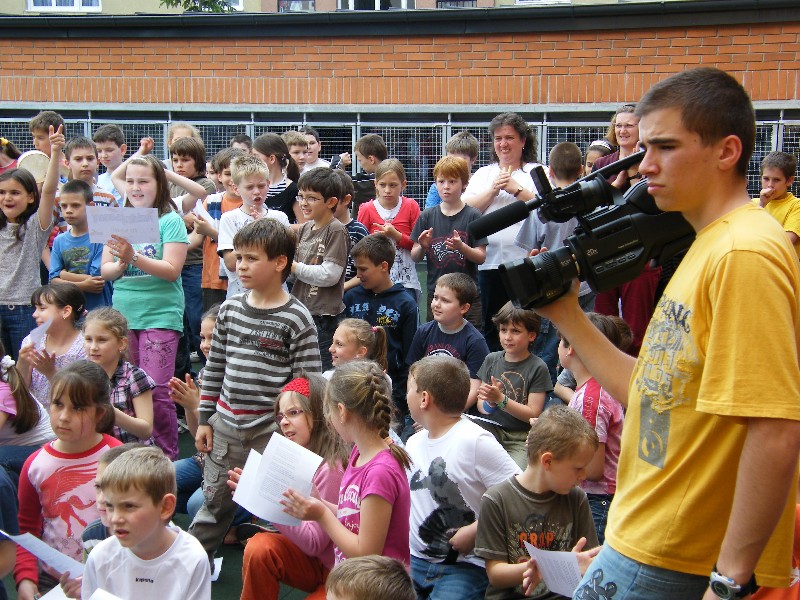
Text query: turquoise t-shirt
112 211 188 332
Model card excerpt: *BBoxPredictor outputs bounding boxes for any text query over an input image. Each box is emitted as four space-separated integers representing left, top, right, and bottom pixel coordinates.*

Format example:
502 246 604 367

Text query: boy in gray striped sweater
189 218 322 565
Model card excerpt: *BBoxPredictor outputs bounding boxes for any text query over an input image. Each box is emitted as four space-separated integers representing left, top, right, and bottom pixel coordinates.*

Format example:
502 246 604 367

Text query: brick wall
2 22 798 106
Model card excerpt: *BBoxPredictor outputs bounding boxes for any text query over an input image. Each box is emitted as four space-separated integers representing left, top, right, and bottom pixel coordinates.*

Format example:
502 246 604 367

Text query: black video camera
468 152 695 309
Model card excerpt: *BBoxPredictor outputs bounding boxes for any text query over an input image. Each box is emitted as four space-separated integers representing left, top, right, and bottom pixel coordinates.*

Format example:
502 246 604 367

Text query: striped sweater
198 292 321 429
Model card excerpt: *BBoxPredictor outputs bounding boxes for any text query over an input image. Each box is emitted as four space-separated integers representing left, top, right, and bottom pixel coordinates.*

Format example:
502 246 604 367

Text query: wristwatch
131 251 139 264
513 185 524 198
709 567 757 599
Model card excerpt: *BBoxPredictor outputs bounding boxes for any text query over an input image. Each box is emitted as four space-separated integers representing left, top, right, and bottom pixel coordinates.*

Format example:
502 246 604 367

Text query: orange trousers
240 532 329 600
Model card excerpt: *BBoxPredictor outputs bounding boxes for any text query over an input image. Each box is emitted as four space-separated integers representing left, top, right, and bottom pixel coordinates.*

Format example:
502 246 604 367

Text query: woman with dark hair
463 112 542 351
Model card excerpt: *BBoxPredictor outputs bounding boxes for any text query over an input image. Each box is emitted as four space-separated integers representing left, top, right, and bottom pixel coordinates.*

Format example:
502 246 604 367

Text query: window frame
28 0 102 12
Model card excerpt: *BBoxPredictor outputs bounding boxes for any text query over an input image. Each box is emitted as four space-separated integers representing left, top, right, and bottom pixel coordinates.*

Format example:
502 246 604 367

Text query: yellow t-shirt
752 192 800 257
606 203 800 587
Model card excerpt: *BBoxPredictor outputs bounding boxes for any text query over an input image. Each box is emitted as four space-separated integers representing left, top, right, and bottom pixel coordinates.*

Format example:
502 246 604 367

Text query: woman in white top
463 112 541 351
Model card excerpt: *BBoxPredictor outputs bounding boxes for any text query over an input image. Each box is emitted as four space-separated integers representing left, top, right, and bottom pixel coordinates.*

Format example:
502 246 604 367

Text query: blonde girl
0 125 60 360
326 318 388 379
232 373 349 600
101 154 189 460
18 282 87 409
356 159 422 301
15 360 119 600
282 360 412 566
0 340 55 482
83 307 155 445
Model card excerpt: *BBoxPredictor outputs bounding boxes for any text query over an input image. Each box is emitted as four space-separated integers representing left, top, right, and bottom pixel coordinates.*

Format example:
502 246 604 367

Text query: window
278 0 315 11
514 0 569 4
436 0 476 6
227 0 243 9
28 0 101 11
338 0 411 10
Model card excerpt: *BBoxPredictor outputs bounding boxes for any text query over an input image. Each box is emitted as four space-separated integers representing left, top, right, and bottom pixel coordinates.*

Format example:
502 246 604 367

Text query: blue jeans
0 467 19 600
0 303 37 361
176 455 251 526
533 318 559 386
313 312 344 372
478 269 510 353
573 545 708 600
411 556 488 600
181 263 203 355
587 493 613 545
0 445 40 488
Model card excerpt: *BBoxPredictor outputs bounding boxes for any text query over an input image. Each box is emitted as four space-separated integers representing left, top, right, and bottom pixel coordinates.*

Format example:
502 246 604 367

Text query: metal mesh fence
543 125 609 163
746 124 775 198
779 124 800 196
195 123 250 162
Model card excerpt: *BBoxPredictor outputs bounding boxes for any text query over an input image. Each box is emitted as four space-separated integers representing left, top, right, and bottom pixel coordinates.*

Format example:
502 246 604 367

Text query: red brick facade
2 22 798 106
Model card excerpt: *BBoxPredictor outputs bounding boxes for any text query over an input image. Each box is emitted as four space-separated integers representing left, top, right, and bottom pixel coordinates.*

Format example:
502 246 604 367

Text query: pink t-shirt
335 445 410 566
569 378 624 495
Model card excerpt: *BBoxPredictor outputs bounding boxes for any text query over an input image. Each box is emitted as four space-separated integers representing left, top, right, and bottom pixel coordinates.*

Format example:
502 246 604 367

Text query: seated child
406 355 520 600
474 302 552 470
82 446 211 599
559 313 627 545
412 155 486 327
474 405 600 599
344 234 419 426
325 555 416 600
407 273 489 413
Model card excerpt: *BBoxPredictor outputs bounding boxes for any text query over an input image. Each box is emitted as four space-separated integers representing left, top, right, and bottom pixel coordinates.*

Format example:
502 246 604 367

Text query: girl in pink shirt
282 360 412 567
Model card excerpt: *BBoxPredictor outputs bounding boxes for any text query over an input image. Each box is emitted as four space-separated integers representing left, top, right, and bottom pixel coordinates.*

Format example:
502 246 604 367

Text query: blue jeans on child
587 493 613 545
411 556 488 600
572 545 708 600
0 303 37 361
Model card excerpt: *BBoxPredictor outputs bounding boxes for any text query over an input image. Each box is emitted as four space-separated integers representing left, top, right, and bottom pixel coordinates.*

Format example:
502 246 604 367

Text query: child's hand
193 214 216 237
195 424 213 453
227 467 242 492
107 234 135 264
445 229 465 252
477 376 504 404
25 348 56 380
49 124 65 153
374 222 401 242
168 374 199 411
759 186 776 206
139 137 154 155
59 571 82 599
182 212 196 231
417 227 433 250
572 536 601 574
281 488 326 521
16 579 39 600
521 558 542 596
338 152 352 169
79 276 106 294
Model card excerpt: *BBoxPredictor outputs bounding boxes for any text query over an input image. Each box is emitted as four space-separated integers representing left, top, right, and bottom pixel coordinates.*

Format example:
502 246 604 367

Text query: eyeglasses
276 408 305 424
297 194 324 204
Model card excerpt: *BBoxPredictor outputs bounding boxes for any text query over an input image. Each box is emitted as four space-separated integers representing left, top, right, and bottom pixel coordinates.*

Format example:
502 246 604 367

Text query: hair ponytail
0 350 39 435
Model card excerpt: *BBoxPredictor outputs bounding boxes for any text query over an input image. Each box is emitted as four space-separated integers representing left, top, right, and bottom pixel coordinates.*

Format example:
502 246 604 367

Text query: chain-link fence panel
356 124 444 207
747 124 775 198
779 124 800 196
91 121 168 172
195 123 250 163
543 125 609 164
1 119 35 153
309 125 355 166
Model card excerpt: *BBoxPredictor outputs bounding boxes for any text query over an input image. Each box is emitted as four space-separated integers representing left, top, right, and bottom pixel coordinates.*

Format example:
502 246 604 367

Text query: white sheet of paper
88 590 124 600
524 540 582 597
28 317 53 347
210 557 223 582
41 586 69 599
192 199 213 224
0 529 83 577
233 435 324 526
87 206 160 245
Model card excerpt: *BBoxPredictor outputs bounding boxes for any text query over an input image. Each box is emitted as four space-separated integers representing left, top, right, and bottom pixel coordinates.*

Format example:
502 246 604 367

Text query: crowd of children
0 89 798 600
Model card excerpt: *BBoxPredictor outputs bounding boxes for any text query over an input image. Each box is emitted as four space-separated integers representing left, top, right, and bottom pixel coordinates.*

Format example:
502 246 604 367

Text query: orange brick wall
1 22 798 106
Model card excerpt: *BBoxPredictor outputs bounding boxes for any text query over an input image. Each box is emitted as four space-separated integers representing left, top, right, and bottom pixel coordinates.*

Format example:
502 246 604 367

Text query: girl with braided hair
282 359 412 566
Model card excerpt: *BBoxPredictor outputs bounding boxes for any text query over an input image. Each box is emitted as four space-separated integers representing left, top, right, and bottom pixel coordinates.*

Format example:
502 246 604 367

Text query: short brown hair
526 404 598 464
436 272 477 306
170 136 207 176
492 301 540 335
281 130 308 150
326 555 414 600
409 355 469 415
549 142 583 183
560 312 629 353
64 137 97 161
636 68 755 177
232 218 296 282
761 151 797 181
354 134 388 161
92 124 125 148
351 233 395 267
29 110 64 134
446 131 479 161
100 446 176 507
433 156 470 187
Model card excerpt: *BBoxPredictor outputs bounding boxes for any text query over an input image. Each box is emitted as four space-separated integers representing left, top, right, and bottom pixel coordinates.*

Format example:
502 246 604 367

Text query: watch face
710 580 733 599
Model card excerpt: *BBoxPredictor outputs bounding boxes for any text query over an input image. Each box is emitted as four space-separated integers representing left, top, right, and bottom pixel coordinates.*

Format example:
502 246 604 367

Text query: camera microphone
468 199 538 241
